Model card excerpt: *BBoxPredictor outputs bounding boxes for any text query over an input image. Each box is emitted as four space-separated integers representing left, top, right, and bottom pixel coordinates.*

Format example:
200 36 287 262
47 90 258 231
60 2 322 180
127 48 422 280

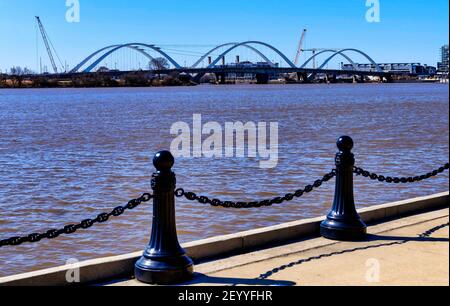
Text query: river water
0 83 448 277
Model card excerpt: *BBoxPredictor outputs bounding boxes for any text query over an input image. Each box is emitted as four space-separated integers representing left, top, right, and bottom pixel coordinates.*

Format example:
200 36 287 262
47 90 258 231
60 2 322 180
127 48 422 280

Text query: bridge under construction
29 17 400 84
69 41 384 74
29 40 399 84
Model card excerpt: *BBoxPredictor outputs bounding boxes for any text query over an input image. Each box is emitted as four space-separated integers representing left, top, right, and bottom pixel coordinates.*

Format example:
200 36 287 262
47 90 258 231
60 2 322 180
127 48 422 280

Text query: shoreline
0 79 447 90
1 192 447 286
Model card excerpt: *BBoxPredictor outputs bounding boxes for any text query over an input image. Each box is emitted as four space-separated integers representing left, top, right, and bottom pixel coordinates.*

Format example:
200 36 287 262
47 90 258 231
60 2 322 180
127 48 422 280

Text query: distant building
425 65 437 76
217 61 279 69
437 45 449 73
341 63 436 76
216 61 280 81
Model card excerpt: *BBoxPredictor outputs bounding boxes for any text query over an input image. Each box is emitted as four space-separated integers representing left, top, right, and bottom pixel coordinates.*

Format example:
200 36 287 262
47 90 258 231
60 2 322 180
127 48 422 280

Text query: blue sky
0 0 448 73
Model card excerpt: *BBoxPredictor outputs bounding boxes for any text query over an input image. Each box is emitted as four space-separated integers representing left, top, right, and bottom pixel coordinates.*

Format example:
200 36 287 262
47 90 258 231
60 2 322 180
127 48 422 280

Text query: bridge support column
325 74 337 84
192 73 205 85
215 73 227 84
255 73 269 84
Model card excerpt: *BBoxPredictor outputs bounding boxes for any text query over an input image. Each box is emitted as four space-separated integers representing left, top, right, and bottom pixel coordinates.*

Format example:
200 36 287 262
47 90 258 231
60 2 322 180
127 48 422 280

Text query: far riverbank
1 71 447 89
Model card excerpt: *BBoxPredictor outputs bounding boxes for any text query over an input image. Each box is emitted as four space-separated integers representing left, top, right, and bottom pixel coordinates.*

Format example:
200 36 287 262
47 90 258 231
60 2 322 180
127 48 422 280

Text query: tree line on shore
1 73 196 89
0 58 197 88
0 71 196 88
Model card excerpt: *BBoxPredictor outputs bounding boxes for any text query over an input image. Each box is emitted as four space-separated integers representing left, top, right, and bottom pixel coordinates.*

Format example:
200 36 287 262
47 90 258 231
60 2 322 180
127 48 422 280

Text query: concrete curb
1 191 448 286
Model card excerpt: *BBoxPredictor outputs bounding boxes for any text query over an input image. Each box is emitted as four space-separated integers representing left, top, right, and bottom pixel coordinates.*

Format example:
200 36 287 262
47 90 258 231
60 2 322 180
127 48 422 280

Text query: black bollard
320 136 367 241
135 151 194 284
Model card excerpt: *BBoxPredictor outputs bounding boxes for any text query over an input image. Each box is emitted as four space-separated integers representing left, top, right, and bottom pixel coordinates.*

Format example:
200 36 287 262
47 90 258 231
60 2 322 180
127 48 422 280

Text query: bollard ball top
337 136 354 152
153 151 175 171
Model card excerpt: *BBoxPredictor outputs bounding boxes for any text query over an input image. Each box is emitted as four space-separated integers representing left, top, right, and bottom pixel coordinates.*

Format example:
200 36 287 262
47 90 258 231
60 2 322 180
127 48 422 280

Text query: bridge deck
24 66 398 81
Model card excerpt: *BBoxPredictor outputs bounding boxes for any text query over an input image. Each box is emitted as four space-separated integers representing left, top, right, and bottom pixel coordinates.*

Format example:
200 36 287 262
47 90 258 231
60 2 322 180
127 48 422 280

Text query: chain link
175 170 336 209
2 162 447 247
354 163 449 184
0 193 153 248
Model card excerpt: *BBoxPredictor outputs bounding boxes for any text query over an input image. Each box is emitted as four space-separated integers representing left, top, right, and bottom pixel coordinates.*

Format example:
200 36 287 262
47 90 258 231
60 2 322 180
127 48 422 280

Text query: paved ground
113 209 449 286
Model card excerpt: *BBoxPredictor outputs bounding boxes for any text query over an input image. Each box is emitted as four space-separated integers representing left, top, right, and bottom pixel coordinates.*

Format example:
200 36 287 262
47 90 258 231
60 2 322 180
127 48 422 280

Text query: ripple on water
0 84 448 277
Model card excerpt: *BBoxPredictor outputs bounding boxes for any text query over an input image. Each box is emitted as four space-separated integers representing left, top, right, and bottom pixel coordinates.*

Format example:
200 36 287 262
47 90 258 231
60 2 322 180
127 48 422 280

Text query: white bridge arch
70 42 381 73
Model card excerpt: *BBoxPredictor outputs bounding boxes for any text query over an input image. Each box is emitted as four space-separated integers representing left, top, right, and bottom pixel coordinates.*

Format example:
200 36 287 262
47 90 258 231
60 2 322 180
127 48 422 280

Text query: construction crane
293 29 307 66
35 16 64 73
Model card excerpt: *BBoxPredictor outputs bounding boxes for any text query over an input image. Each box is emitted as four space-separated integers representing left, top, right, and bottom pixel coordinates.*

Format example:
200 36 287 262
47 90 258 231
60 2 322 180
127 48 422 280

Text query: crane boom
35 16 58 73
293 29 307 66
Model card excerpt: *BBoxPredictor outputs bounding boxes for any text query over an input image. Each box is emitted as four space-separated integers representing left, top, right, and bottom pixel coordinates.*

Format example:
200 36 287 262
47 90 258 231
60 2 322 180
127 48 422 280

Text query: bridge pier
383 75 393 83
192 73 204 84
325 74 337 84
255 73 269 84
215 73 227 84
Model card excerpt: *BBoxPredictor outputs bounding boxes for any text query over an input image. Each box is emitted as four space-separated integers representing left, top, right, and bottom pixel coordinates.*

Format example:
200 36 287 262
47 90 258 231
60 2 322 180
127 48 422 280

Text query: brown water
0 83 448 277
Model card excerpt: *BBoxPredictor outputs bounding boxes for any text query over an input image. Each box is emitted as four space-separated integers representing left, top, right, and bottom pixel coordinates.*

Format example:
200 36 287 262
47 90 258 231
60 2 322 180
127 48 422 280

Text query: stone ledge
1 191 448 286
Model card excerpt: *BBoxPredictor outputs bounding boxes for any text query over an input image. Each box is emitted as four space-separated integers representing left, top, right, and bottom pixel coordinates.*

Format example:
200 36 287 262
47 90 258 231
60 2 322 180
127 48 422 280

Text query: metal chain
354 163 449 184
258 222 449 280
0 193 153 248
175 170 336 209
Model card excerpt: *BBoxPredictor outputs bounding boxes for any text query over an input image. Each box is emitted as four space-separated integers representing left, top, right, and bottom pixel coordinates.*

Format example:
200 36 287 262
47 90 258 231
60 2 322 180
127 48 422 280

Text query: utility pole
302 49 320 69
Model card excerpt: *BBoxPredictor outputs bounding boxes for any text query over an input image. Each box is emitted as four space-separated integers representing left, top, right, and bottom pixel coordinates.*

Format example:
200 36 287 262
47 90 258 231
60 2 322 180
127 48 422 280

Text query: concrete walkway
114 208 449 286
